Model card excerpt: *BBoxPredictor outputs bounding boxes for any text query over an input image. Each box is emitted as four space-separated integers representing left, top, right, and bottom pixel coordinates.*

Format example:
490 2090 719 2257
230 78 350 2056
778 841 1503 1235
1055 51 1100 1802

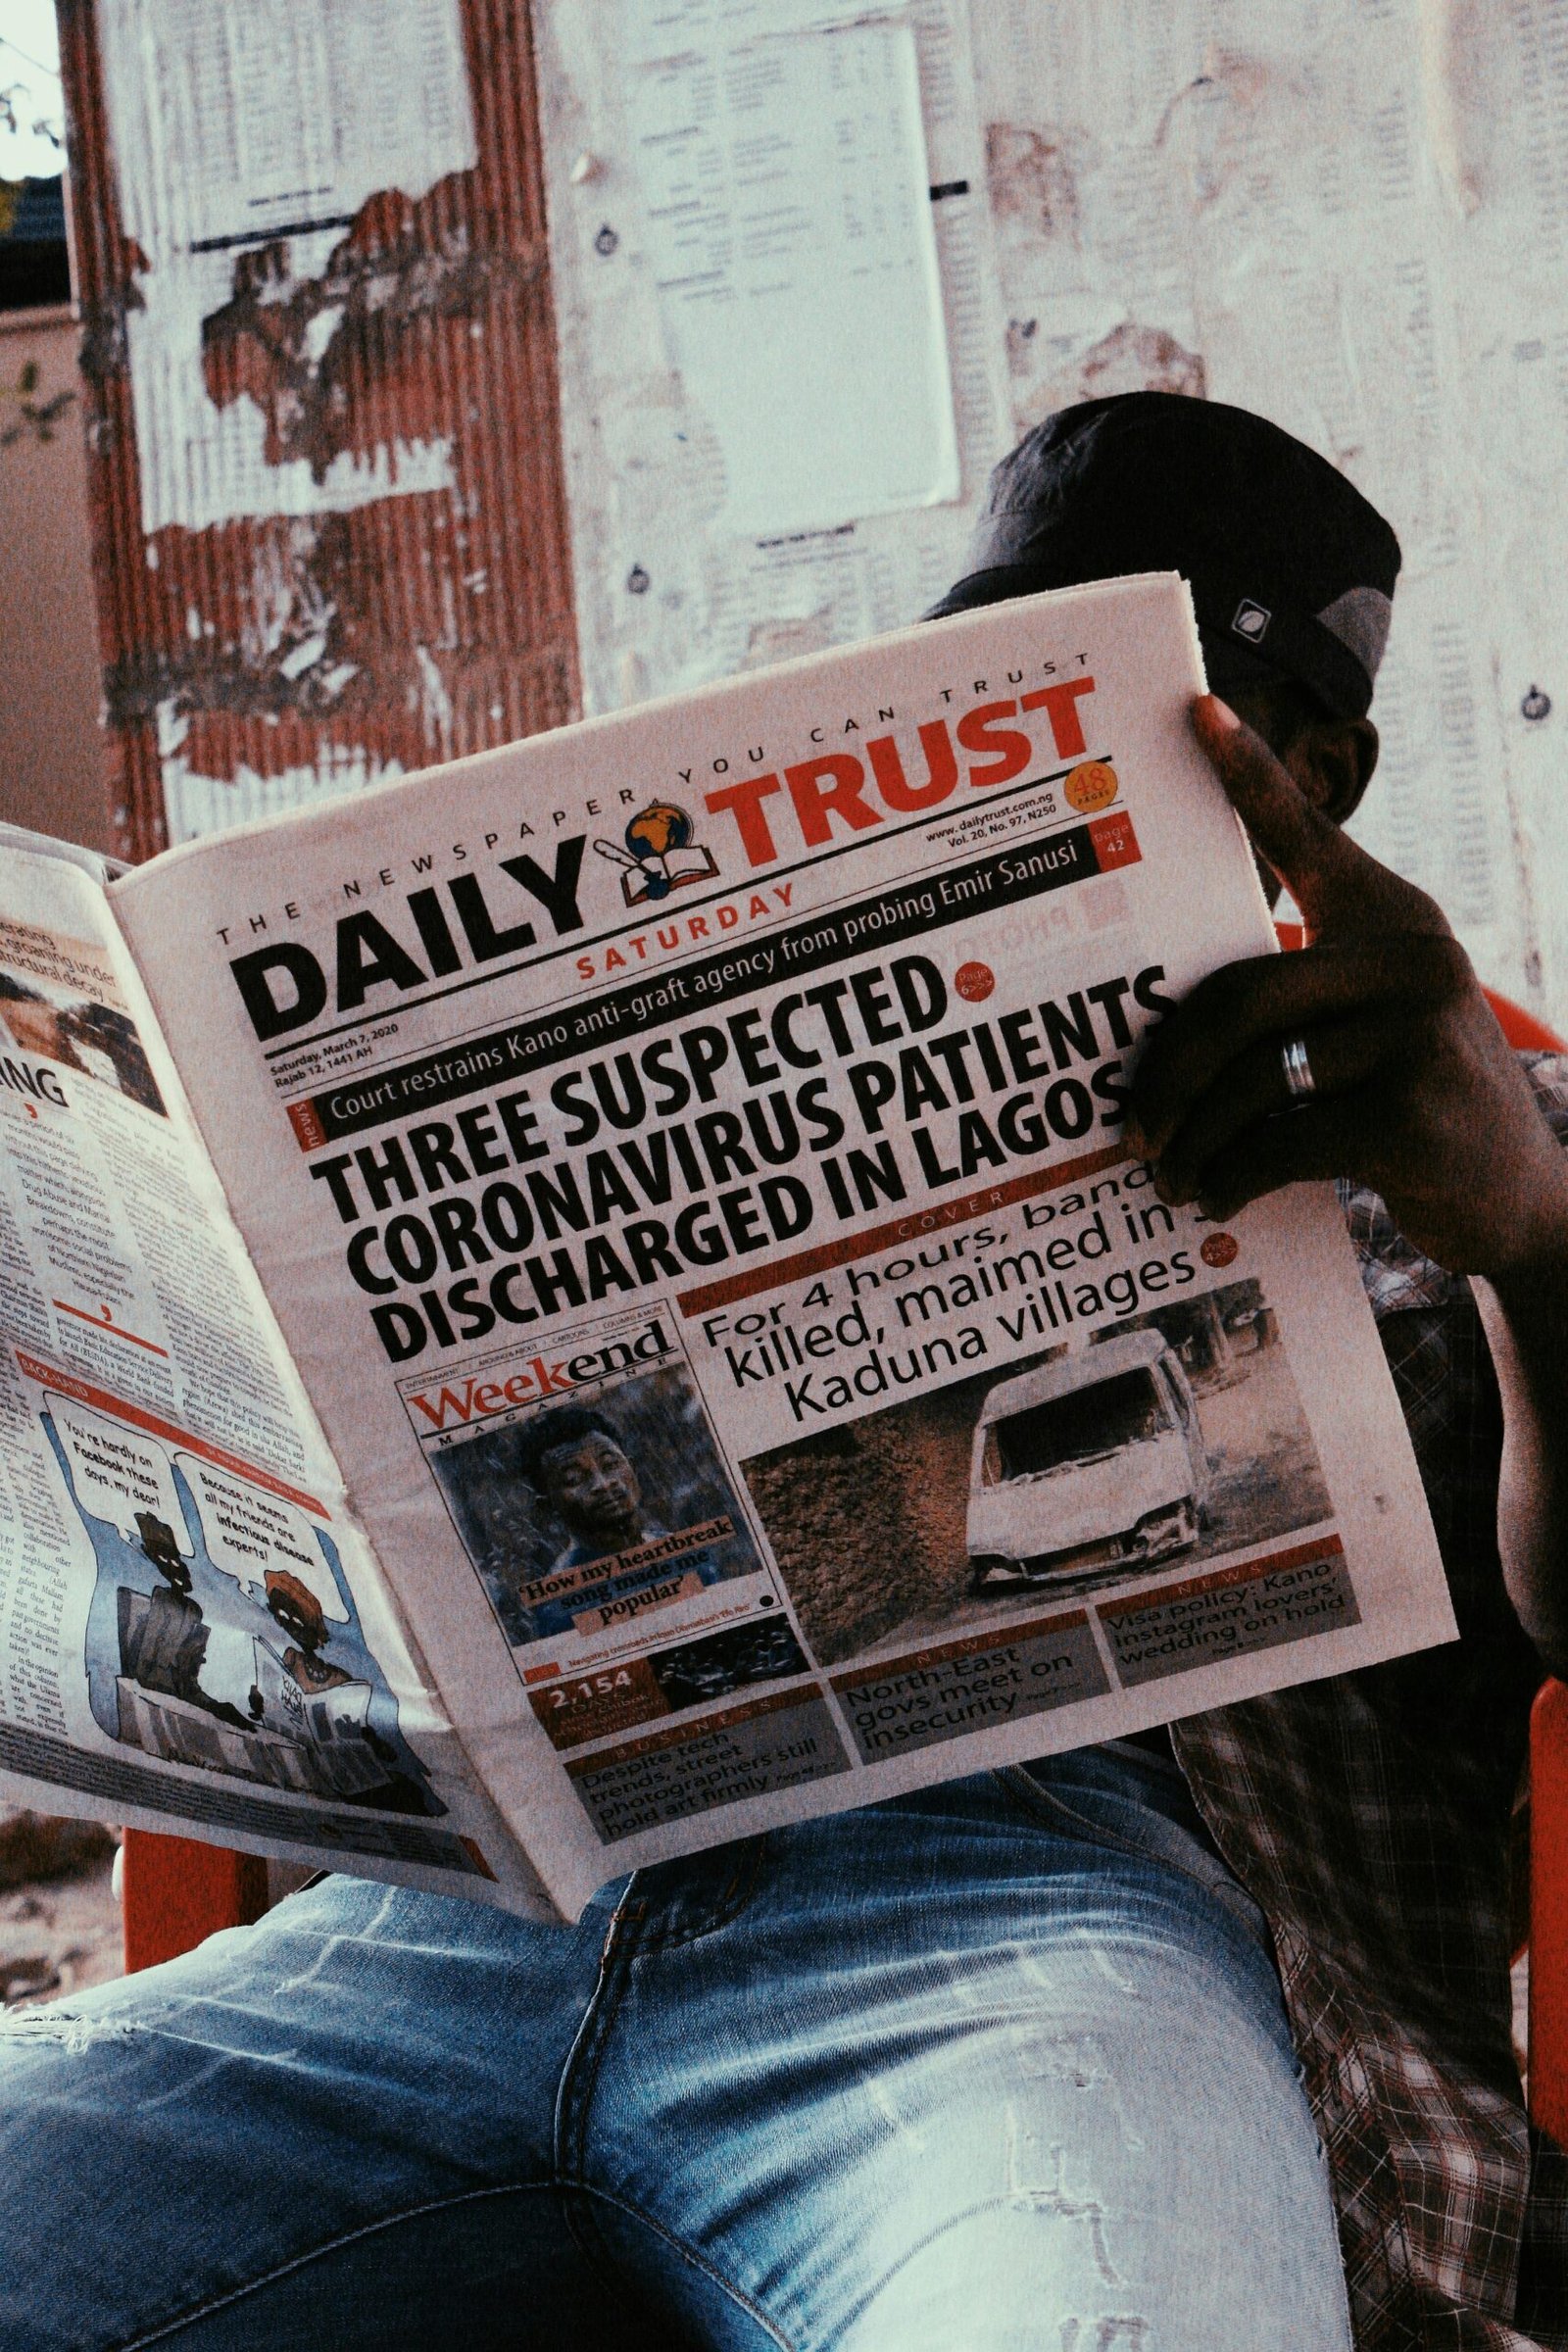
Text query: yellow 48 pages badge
1064 760 1118 814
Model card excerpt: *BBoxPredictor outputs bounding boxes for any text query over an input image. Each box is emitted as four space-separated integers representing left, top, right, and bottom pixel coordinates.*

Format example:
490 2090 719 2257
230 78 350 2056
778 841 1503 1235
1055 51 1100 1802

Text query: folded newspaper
0 576 1455 1920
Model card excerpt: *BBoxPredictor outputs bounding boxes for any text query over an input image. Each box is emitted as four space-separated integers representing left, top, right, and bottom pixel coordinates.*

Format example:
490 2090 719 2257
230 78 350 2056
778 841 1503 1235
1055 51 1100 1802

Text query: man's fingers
1190 1093 1377 1221
1128 933 1472 1157
1152 1010 1405 1204
1191 697 1446 940
1191 696 1344 903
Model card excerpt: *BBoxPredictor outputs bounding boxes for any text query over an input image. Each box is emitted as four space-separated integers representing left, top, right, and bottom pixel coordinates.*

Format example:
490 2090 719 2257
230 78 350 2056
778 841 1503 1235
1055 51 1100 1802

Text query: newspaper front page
112 578 1457 1918
0 831 549 1910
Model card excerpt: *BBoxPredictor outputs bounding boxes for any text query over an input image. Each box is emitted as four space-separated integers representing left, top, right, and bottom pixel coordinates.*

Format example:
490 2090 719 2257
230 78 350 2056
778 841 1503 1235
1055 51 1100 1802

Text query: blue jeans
0 1746 1350 2350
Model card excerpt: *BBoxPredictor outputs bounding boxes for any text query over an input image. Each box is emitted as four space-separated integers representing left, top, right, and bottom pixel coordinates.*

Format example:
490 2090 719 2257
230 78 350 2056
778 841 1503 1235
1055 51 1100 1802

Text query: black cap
924 393 1400 719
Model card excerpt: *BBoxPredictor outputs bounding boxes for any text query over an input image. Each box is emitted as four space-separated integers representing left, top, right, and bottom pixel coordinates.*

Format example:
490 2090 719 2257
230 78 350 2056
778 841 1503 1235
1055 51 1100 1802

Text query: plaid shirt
1174 1053 1568 2352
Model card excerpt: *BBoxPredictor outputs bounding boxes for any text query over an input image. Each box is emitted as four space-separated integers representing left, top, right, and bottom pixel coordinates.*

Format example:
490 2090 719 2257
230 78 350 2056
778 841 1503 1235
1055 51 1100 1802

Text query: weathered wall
0 305 108 852
536 0 1568 1032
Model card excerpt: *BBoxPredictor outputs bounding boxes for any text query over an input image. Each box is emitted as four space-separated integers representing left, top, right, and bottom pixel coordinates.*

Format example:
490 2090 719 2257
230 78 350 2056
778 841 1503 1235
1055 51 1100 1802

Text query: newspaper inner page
111 577 1456 1919
0 829 546 1910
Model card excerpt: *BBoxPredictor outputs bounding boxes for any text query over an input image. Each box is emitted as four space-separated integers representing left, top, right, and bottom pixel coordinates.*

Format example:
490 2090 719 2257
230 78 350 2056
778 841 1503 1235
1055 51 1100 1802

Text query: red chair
1533 1684 1568 2141
121 1831 269 1972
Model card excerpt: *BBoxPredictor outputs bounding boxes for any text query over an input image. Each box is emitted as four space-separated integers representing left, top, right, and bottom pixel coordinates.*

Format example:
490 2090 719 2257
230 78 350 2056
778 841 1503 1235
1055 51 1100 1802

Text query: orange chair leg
1531 1680 1568 2141
121 1831 269 1974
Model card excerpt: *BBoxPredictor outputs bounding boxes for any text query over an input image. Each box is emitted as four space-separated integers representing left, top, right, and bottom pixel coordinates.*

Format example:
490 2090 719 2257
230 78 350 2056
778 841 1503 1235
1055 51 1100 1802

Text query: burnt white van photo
745 1278 1330 1666
965 1331 1212 1592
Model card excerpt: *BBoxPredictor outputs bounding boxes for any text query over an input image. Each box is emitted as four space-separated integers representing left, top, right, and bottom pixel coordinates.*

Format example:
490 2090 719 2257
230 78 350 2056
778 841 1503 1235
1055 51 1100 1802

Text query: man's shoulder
1521 1046 1568 1137
1341 1047 1568 1316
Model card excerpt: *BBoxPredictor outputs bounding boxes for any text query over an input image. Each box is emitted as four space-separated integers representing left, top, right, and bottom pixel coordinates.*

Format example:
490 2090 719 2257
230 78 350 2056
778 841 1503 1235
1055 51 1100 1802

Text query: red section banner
287 1100 327 1152
1089 810 1142 870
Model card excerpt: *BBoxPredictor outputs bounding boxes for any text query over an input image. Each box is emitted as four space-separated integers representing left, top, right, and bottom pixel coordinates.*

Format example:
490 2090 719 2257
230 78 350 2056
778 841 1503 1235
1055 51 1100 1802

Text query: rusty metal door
57 0 577 863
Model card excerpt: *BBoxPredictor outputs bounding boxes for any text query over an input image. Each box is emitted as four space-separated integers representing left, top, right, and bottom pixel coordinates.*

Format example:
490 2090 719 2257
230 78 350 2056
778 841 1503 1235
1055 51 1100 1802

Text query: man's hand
1125 696 1568 1278
1128 695 1568 1662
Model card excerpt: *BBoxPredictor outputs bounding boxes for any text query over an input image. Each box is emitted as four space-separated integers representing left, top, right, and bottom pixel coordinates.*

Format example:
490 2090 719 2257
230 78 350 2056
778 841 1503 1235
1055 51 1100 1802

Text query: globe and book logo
593 803 720 906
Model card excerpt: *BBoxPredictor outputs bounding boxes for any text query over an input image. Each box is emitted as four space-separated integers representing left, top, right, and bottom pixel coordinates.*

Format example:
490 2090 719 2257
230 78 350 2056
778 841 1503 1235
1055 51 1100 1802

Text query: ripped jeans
0 1744 1351 2352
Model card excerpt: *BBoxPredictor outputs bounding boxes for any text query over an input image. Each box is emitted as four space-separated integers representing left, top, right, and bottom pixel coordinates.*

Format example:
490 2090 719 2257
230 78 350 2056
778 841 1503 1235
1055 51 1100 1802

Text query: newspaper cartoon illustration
45 1411 441 1816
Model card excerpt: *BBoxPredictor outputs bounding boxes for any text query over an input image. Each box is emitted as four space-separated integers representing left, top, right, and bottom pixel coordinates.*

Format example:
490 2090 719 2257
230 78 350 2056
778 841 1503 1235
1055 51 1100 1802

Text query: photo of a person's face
267 1583 326 1654
540 1434 643 1547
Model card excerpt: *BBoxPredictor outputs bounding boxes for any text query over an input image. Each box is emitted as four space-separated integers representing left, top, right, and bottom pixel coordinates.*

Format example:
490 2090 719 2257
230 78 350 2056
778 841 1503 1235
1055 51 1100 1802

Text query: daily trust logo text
405 1317 671 1432
702 673 1100 870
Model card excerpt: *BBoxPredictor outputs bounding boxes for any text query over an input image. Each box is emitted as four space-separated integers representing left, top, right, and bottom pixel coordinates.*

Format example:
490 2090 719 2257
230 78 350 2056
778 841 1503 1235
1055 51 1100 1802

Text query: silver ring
1281 1036 1316 1101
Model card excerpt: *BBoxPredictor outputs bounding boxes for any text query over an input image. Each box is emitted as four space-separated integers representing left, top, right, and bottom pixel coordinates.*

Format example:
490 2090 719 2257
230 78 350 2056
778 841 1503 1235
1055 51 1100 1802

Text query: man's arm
1127 696 1568 1671
1473 1269 1568 1673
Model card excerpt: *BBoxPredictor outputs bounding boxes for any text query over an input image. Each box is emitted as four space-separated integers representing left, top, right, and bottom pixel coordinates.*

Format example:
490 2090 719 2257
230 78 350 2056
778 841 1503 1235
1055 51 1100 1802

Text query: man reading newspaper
4 395 1568 2352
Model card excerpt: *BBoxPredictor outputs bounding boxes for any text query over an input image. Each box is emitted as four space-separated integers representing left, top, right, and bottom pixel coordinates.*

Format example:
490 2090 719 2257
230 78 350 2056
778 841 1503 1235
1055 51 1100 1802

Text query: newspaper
0 833 545 1909
0 578 1455 1919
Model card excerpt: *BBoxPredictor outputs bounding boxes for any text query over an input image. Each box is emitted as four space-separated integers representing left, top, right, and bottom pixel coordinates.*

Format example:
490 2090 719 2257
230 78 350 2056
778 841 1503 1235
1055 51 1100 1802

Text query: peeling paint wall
59 0 577 859
535 0 1568 1032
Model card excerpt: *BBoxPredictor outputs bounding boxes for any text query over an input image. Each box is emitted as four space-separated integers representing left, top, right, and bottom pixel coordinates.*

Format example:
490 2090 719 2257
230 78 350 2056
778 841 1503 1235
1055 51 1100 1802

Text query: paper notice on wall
541 0 1004 708
624 0 885 67
622 14 957 538
97 0 476 533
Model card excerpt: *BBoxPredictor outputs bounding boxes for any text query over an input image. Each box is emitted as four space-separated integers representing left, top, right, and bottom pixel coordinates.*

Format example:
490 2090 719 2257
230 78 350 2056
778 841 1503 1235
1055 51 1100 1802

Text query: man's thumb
1190 695 1435 937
